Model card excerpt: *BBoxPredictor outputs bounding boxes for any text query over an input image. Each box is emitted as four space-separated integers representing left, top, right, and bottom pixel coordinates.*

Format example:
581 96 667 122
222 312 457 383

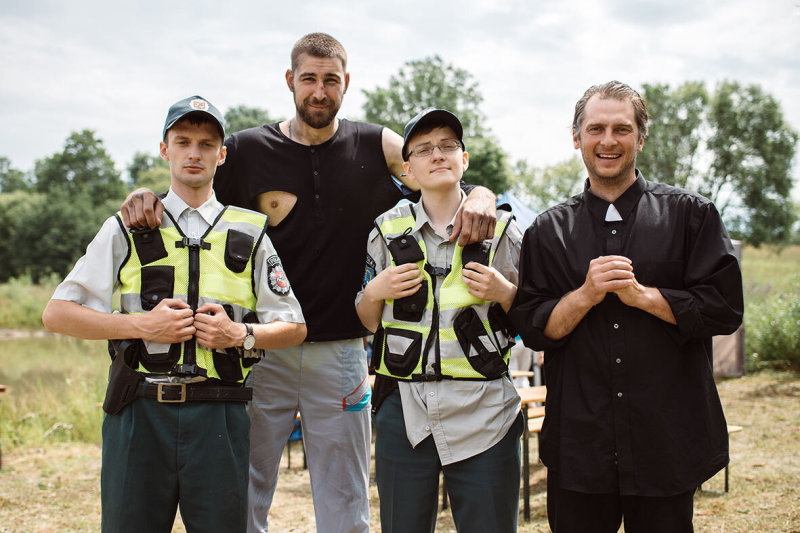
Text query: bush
746 295 800 372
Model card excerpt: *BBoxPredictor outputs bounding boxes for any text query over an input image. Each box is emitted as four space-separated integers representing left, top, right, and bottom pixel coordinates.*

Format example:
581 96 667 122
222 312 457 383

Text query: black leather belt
138 382 252 403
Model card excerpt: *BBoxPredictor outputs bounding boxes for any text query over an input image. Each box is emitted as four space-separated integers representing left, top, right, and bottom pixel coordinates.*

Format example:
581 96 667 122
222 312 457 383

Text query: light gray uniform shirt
52 189 304 341
357 193 522 465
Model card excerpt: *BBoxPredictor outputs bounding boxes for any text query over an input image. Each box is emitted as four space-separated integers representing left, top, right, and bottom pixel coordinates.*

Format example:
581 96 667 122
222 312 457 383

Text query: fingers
458 214 495 246
590 255 632 270
463 261 489 275
156 298 192 311
450 214 463 244
121 189 162 229
195 302 223 316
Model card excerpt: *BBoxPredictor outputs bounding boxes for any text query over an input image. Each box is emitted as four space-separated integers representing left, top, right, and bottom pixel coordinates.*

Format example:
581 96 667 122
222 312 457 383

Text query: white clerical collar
605 203 623 222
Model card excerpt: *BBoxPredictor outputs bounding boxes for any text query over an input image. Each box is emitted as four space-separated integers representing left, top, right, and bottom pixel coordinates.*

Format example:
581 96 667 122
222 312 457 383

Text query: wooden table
518 385 546 520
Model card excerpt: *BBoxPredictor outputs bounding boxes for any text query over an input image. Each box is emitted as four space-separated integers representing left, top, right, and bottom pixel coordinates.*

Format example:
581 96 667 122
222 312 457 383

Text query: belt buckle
157 383 187 403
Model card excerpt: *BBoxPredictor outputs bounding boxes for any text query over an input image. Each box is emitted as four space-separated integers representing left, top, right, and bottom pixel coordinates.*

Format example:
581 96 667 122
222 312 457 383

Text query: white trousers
246 339 372 533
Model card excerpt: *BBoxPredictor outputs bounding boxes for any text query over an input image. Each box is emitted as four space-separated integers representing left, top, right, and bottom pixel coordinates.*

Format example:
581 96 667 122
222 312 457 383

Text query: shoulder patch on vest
267 255 291 296
363 253 376 287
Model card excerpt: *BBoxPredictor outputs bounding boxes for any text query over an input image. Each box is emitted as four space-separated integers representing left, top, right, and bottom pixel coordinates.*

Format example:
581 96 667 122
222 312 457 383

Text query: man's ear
344 72 350 94
402 160 413 180
217 146 227 166
159 141 169 161
285 69 294 92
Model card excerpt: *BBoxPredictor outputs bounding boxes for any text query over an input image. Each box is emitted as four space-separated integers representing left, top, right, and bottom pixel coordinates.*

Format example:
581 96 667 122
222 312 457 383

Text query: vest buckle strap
176 237 211 250
425 264 451 277
412 373 442 382
157 383 186 403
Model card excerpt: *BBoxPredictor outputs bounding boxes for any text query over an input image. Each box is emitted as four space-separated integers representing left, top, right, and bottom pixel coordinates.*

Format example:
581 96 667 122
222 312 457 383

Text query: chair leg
441 472 449 510
725 465 730 492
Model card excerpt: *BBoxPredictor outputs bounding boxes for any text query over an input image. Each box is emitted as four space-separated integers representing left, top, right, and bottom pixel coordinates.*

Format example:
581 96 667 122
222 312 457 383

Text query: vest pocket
383 327 423 377
392 280 427 322
131 227 168 265
225 229 254 273
212 347 245 383
453 307 507 379
140 265 175 310
139 340 181 373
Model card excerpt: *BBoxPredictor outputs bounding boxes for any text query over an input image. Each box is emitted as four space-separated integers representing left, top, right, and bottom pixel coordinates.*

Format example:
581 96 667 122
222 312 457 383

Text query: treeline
1 57 798 284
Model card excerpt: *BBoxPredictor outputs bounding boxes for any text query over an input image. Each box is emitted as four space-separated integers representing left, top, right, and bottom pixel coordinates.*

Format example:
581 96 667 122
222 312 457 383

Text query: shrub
746 295 800 372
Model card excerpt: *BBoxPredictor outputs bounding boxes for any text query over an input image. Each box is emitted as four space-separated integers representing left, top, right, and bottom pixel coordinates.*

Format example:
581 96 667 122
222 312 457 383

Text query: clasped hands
138 299 244 349
364 261 515 310
580 255 647 307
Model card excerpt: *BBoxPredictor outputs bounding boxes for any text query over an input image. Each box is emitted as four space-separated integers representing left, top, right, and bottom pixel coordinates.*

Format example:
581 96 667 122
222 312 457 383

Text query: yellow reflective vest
113 206 267 384
372 204 516 381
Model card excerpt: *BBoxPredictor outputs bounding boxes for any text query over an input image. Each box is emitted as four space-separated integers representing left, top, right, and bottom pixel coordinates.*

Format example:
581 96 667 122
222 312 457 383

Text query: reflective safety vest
371 204 516 381
112 206 267 384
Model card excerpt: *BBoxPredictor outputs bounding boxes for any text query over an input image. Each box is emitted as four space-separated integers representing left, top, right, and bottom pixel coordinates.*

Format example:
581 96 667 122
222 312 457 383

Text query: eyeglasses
408 139 463 158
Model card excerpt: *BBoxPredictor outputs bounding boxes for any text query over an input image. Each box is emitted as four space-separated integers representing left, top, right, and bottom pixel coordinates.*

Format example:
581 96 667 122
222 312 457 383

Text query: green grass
0 275 59 329
0 336 108 451
741 244 800 303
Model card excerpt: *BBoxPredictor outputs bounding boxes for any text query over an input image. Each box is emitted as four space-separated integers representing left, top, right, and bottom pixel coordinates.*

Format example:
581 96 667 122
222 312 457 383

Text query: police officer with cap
43 95 306 533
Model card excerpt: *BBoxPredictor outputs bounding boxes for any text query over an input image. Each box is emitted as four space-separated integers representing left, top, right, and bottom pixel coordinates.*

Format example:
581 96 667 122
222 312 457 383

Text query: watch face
244 335 256 350
243 324 255 350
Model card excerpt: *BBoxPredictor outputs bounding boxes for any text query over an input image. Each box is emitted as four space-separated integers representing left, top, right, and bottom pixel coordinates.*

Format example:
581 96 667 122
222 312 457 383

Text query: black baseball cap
402 108 464 160
162 95 225 141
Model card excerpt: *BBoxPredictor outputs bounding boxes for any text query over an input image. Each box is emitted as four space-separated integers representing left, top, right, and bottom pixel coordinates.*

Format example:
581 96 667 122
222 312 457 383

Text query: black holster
102 355 144 415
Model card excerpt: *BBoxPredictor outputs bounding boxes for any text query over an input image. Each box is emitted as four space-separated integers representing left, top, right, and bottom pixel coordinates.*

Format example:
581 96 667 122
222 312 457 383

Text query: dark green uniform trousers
375 390 523 533
101 397 250 533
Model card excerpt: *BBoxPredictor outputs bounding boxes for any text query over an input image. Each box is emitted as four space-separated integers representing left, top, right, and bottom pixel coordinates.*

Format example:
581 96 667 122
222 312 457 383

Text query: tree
0 156 29 192
13 193 117 283
640 81 798 246
33 130 126 203
463 136 511 193
362 55 484 138
706 81 798 246
136 166 171 193
9 131 127 282
639 82 707 189
128 151 170 192
511 156 585 212
0 191 34 281
224 105 279 135
128 151 167 184
362 56 511 191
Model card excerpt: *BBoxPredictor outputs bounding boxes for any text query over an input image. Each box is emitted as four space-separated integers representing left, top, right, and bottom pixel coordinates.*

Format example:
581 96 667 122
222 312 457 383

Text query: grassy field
0 244 798 531
1 364 798 532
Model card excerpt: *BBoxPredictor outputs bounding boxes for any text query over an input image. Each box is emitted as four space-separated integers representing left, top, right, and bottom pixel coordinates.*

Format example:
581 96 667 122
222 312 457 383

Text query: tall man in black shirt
121 33 497 533
509 81 743 533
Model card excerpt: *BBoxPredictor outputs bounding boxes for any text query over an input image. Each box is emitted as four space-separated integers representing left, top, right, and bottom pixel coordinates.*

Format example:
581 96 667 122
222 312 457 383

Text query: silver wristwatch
242 323 256 350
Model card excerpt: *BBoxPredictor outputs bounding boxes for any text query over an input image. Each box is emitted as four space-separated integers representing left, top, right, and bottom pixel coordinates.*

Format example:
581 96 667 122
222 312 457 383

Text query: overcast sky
2 0 799 182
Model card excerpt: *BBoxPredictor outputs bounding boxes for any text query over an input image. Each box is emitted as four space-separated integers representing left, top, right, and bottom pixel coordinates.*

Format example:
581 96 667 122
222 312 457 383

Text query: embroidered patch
363 254 376 287
190 98 209 111
267 255 291 296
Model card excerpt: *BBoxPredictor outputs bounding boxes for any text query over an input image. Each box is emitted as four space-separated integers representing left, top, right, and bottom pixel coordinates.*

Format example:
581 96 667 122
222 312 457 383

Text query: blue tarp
498 191 538 231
